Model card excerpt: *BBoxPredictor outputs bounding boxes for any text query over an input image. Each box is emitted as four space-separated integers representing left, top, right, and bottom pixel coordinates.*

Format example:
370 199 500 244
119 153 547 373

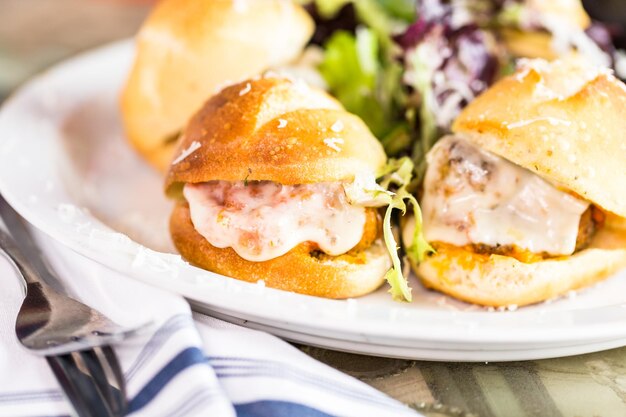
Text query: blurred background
0 0 152 100
0 0 624 101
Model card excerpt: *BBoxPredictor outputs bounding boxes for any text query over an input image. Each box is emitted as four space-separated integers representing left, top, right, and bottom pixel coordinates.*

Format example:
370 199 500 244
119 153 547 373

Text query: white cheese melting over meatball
184 180 366 262
420 135 589 255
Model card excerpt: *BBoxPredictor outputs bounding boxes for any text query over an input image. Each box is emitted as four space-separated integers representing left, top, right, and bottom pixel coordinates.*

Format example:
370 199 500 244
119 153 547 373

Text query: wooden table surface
2 2 626 416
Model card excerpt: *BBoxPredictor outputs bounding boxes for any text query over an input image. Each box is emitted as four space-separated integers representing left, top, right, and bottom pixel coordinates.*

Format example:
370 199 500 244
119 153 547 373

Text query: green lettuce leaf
495 2 526 27
319 28 394 137
307 0 415 24
310 0 352 19
317 0 411 142
377 0 416 22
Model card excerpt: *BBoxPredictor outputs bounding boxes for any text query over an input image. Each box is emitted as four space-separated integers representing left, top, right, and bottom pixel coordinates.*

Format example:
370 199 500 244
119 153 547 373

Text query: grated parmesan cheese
330 120 344 132
323 137 344 152
172 141 201 165
238 82 252 96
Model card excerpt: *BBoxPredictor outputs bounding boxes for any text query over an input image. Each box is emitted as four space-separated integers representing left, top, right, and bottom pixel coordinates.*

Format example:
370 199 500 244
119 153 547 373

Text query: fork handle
0 226 44 286
0 195 61 287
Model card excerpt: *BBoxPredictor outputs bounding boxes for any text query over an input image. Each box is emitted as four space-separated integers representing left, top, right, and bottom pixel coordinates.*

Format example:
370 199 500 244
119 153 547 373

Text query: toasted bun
121 0 314 171
499 30 559 60
402 215 626 306
500 0 590 59
453 58 626 218
170 203 390 298
607 213 626 232
165 77 387 196
412 226 626 307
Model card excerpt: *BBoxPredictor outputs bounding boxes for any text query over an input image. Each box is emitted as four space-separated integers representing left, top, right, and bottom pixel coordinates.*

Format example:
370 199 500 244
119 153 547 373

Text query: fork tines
47 346 126 417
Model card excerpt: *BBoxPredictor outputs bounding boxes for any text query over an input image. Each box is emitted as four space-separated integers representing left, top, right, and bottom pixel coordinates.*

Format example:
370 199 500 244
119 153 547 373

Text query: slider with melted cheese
165 77 400 298
404 58 626 307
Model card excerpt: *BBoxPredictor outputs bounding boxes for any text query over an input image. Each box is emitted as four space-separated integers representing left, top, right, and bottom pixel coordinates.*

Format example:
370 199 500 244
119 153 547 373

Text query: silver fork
0 195 149 417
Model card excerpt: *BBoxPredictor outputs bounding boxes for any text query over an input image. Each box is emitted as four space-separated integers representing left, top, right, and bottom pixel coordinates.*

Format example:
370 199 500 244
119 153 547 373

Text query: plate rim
1 39 626 359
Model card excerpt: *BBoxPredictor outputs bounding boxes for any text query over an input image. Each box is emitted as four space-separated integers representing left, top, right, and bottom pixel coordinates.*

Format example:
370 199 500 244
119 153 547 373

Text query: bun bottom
412 226 626 307
170 203 391 298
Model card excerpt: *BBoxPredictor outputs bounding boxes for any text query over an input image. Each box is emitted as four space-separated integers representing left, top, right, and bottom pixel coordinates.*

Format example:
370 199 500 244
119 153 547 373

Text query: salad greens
316 0 412 145
319 28 388 137
303 0 623 300
311 0 622 181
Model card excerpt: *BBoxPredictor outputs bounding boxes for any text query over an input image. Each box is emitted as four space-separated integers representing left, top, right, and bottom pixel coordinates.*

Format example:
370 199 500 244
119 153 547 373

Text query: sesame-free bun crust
413 226 626 307
171 203 390 298
165 77 387 196
453 58 626 218
499 0 590 59
121 0 313 171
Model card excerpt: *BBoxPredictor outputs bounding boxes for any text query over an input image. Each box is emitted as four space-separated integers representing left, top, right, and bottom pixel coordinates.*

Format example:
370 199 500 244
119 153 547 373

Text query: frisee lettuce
344 158 434 301
377 157 434 302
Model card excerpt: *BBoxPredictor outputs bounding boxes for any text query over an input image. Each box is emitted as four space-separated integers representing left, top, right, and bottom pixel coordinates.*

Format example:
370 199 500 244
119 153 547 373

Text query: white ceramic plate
2 41 626 361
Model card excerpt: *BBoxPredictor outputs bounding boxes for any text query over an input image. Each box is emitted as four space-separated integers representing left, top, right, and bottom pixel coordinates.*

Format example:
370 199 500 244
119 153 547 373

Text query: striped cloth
0 230 421 417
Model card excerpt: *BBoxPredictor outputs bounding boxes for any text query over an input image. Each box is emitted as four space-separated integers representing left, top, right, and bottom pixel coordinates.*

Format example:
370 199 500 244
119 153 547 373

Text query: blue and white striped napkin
0 230 421 417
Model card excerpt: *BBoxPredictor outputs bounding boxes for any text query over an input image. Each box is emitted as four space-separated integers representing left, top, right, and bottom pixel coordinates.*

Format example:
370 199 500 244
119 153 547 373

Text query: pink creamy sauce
183 181 366 261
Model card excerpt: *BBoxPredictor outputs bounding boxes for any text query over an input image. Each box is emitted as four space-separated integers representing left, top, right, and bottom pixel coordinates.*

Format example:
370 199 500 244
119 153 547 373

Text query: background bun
499 0 591 60
165 77 387 196
453 58 626 218
171 203 390 298
121 0 314 171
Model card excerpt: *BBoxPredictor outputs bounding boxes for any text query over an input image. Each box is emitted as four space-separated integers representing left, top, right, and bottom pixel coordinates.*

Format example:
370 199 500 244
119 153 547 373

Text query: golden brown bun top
453 58 626 219
165 77 387 197
120 0 313 171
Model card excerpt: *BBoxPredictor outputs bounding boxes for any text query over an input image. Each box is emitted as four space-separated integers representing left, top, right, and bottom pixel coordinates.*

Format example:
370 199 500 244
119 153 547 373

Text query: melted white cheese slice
421 136 589 255
184 181 366 262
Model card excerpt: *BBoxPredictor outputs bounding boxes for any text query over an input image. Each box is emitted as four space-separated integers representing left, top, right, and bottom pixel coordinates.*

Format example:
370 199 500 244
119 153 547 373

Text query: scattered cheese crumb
172 141 201 164
346 298 358 315
323 137 344 152
330 120 344 132
239 82 252 96
277 119 288 128
505 117 571 130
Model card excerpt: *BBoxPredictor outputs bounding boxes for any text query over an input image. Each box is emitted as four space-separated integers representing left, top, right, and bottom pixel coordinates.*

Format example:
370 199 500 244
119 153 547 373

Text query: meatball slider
404 58 626 307
121 0 314 171
165 77 404 298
